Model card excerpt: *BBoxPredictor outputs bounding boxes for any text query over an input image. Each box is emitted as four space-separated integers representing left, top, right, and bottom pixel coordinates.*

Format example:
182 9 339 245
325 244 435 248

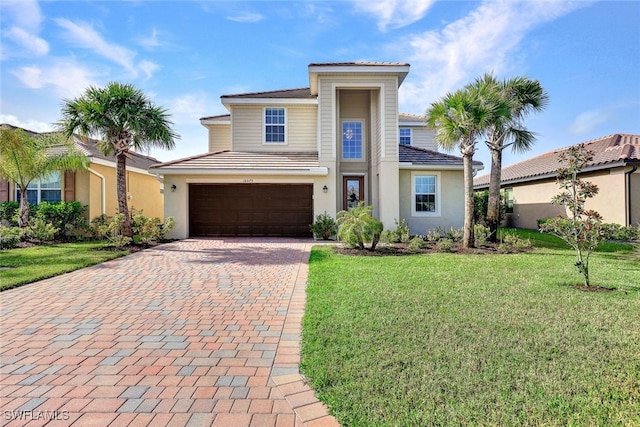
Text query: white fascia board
308 64 410 75
200 118 231 126
399 163 464 171
152 167 329 176
221 98 317 106
400 121 426 127
90 157 154 175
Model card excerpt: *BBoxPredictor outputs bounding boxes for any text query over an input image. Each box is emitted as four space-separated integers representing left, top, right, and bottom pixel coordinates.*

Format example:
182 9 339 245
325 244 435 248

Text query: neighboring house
150 62 483 239
0 123 164 220
474 134 640 229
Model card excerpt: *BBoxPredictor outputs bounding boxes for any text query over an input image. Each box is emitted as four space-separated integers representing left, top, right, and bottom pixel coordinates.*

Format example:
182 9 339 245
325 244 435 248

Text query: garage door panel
189 184 313 237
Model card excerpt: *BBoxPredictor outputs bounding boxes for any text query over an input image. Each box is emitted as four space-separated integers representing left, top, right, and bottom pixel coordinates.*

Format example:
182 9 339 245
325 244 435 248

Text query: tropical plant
539 144 605 286
33 201 89 241
309 213 337 240
474 73 549 242
0 127 89 227
336 202 384 251
426 85 495 248
58 82 178 237
0 225 24 249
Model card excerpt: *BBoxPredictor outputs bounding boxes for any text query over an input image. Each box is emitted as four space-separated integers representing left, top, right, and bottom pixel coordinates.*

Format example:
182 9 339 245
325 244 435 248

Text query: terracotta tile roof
150 151 319 171
474 134 640 188
399 144 483 168
221 88 314 99
1 123 161 171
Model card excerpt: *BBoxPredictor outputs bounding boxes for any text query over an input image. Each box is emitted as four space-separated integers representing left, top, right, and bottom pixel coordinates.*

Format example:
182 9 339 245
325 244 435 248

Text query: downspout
88 167 106 216
625 164 638 226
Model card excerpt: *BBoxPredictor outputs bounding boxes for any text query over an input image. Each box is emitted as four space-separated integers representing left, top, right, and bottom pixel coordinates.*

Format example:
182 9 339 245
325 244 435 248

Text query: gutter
625 164 638 226
88 167 106 215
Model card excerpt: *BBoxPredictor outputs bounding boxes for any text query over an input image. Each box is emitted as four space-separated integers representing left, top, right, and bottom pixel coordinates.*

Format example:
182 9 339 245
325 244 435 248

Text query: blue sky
1 0 639 170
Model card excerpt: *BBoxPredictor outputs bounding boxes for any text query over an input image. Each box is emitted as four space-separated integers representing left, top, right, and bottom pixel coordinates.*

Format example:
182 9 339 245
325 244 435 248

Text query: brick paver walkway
0 238 339 427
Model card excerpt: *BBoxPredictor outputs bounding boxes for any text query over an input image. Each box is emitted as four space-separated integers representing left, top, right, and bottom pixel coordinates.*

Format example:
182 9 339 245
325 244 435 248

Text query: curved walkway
0 238 339 427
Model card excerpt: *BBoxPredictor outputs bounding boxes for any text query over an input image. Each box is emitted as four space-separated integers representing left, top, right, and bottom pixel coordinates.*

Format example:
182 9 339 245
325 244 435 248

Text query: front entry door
343 176 364 210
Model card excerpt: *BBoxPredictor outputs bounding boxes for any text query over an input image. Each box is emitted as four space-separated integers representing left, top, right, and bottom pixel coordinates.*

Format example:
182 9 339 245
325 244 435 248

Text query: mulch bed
332 241 506 256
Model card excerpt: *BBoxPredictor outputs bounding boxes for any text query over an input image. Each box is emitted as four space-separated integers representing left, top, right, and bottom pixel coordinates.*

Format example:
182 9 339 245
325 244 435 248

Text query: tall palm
58 82 178 237
0 127 89 227
426 86 495 248
474 73 549 242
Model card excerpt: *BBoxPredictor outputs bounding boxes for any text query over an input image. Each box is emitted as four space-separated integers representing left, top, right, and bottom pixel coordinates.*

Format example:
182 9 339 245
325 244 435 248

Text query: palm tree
58 82 178 237
474 73 549 242
0 127 89 227
426 86 495 248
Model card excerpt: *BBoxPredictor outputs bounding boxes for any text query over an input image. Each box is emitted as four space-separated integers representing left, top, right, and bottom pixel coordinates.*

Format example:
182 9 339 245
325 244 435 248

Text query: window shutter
64 172 75 201
0 179 9 202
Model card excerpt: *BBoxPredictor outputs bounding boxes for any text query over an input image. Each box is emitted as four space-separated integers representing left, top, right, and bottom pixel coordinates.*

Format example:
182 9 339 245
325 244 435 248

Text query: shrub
33 201 89 240
445 227 463 242
425 228 441 242
474 224 490 246
0 225 24 249
106 213 132 249
160 216 176 240
407 236 427 252
26 218 58 243
498 232 532 253
310 213 337 240
436 238 454 253
90 214 111 240
336 202 384 251
474 190 506 226
601 223 639 241
0 201 20 226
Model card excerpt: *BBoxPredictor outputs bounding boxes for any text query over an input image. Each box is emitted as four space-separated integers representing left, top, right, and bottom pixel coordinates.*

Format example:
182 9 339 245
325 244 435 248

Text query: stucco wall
509 168 628 229
399 168 465 235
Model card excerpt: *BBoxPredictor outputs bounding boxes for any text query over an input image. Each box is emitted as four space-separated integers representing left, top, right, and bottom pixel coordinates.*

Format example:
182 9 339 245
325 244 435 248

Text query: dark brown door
189 184 313 237
343 176 364 210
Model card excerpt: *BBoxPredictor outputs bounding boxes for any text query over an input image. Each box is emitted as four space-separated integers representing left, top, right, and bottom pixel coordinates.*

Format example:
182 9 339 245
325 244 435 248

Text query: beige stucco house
151 62 483 239
0 124 164 220
474 134 640 229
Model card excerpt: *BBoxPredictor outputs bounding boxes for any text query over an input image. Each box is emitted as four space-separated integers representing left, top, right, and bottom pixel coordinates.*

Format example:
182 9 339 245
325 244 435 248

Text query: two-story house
150 62 483 239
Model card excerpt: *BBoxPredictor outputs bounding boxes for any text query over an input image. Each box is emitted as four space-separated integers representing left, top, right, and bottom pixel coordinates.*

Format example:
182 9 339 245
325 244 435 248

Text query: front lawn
0 242 129 291
301 241 640 426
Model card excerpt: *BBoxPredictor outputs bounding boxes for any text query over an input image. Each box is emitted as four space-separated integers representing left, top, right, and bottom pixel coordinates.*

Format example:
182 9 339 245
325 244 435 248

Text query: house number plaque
242 179 254 183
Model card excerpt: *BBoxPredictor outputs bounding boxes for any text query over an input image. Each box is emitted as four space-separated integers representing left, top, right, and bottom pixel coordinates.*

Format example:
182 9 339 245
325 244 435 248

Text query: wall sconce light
171 184 177 192
322 185 328 193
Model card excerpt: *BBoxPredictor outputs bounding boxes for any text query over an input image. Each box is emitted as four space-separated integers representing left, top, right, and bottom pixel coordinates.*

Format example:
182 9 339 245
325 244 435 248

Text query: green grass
0 242 129 291
302 243 640 426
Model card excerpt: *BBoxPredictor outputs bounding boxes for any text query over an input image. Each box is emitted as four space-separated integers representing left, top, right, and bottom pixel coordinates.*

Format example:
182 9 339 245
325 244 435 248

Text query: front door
343 176 364 210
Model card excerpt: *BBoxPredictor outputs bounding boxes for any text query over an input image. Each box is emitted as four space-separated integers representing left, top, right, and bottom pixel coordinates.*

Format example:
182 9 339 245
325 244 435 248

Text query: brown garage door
189 184 313 237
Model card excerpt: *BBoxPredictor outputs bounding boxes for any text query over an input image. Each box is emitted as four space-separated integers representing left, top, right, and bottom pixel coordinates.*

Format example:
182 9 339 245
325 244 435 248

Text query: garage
189 184 313 237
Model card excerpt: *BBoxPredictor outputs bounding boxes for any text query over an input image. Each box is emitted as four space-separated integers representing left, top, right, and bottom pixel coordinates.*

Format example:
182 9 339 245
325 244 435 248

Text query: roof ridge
151 150 231 168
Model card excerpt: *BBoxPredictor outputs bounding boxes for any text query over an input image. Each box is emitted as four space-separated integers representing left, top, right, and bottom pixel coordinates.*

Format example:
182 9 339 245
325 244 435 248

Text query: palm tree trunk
116 152 133 237
18 185 29 228
462 153 475 248
486 148 502 243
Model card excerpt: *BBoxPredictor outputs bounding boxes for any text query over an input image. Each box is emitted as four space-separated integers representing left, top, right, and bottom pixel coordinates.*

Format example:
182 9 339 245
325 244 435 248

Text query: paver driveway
0 238 339 427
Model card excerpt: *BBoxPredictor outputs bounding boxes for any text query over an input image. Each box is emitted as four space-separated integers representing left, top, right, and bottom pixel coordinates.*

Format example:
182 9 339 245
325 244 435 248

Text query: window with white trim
400 128 411 146
412 172 440 216
342 121 363 160
16 171 62 204
264 107 285 143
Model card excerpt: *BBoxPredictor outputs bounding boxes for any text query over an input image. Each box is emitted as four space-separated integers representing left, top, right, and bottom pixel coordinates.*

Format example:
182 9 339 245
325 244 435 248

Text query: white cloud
53 18 158 79
2 0 44 31
0 114 54 133
354 0 436 31
168 93 209 124
398 0 587 113
12 59 96 98
1 0 49 57
5 27 49 56
569 109 608 135
138 28 161 49
226 12 265 23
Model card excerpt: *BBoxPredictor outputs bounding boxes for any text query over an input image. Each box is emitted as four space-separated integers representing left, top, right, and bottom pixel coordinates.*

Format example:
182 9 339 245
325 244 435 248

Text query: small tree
540 144 605 287
336 202 383 251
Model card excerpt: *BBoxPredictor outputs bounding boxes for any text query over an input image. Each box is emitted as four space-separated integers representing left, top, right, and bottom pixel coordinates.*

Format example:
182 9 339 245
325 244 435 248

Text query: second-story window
265 107 286 143
400 128 411 146
342 121 363 160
